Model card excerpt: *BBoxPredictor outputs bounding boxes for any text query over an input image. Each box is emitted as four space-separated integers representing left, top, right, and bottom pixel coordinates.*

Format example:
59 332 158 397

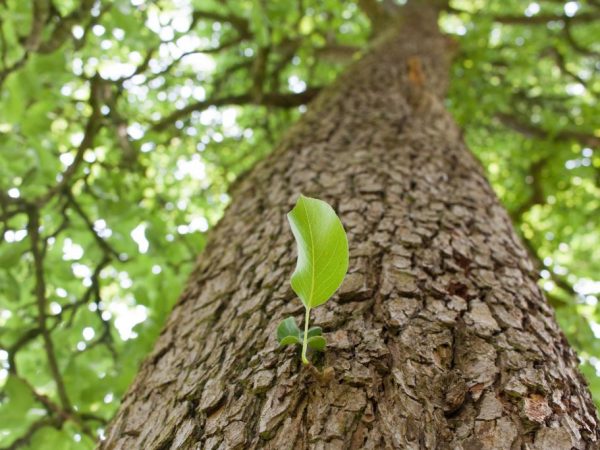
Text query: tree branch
1 418 59 450
510 157 548 220
26 206 72 413
37 0 96 54
35 75 103 206
6 328 41 375
496 113 600 148
541 46 586 85
190 9 251 37
492 11 600 25
563 19 600 57
151 87 322 131
22 0 51 51
65 189 121 259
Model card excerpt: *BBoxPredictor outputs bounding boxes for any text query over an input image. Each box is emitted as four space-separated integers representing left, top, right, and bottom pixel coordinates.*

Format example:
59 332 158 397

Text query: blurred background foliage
0 0 598 447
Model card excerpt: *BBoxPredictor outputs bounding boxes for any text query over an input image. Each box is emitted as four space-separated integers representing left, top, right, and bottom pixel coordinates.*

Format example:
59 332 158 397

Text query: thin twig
26 206 72 413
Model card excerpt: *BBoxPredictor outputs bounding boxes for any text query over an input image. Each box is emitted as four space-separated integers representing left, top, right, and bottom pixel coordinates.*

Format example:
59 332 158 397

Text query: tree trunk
101 4 599 449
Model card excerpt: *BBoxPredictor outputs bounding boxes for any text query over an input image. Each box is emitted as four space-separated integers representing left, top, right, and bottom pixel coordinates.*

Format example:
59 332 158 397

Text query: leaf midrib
301 198 315 308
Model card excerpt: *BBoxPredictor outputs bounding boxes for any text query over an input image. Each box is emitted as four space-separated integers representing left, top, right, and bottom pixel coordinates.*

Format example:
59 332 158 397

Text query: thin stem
301 307 311 365
27 207 72 413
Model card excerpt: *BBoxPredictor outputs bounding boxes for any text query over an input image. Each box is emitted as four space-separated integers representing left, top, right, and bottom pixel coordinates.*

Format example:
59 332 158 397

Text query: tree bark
100 3 599 449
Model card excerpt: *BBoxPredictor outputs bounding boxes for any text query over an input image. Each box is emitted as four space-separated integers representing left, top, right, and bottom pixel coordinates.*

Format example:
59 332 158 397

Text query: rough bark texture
101 5 600 450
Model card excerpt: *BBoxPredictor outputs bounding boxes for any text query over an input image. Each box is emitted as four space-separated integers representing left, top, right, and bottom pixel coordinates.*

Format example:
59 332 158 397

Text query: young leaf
307 336 326 351
305 326 322 339
287 195 349 309
279 335 301 346
277 317 301 343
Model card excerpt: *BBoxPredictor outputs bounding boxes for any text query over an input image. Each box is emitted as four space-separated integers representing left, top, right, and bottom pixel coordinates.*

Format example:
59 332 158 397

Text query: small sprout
276 195 349 365
306 335 326 351
306 326 323 339
277 317 302 345
277 319 325 349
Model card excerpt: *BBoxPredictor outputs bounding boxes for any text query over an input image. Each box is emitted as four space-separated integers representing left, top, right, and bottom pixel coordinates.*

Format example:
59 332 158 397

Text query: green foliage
277 317 303 345
277 317 324 349
0 0 599 447
306 335 327 351
277 195 348 364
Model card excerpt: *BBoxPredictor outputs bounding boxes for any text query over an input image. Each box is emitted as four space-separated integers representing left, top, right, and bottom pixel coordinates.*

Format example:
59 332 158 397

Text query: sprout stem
301 307 311 365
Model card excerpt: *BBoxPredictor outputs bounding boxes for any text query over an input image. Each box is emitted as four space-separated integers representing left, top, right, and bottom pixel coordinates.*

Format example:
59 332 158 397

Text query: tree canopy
0 0 598 448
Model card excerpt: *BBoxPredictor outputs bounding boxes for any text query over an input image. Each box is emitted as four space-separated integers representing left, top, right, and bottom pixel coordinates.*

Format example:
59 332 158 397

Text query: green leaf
0 376 36 428
287 195 349 309
280 335 301 346
307 336 326 351
305 326 322 339
277 317 301 343
0 241 28 267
